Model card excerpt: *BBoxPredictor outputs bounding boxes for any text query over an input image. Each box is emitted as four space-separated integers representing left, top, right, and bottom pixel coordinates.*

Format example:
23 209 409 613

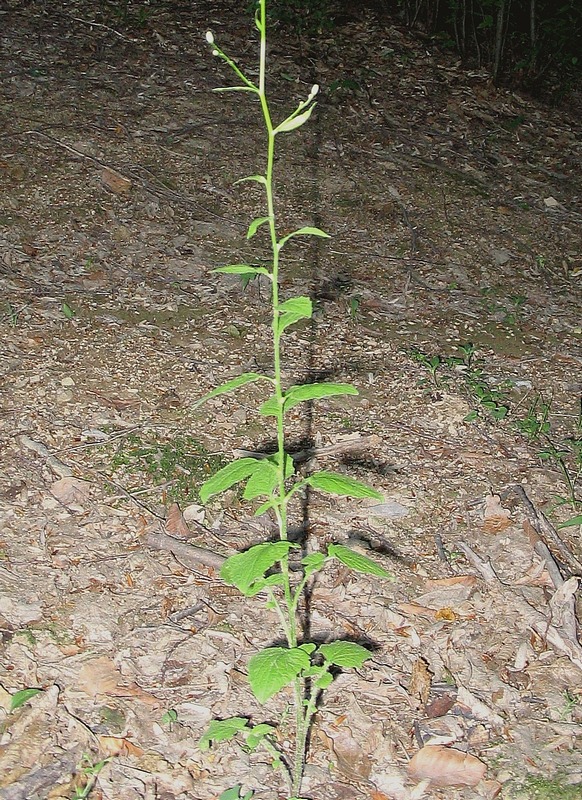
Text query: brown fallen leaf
77 656 159 706
408 744 486 787
165 502 193 539
482 494 511 534
320 726 372 780
50 476 90 507
101 166 132 193
98 735 144 758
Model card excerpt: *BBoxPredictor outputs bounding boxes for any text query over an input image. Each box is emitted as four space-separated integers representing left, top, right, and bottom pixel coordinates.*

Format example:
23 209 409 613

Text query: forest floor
1 1 582 799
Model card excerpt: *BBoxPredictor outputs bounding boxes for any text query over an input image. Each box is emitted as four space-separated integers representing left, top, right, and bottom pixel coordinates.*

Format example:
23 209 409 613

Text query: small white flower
205 31 214 44
309 84 320 99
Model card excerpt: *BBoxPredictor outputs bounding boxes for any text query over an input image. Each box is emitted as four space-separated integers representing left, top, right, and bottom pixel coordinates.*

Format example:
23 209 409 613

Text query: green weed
411 344 581 518
199 5 390 797
71 754 112 799
2 302 24 326
410 342 510 420
409 347 443 388
505 775 582 799
101 431 227 503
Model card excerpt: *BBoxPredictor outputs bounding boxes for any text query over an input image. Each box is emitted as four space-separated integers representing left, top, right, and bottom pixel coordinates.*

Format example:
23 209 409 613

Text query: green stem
256 0 296 649
292 676 307 796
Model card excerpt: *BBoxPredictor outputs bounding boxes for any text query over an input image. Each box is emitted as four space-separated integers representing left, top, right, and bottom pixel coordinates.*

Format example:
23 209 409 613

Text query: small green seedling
160 708 178 728
72 754 112 799
410 347 443 387
349 294 361 320
61 302 76 320
515 393 551 440
3 302 24 326
199 4 390 797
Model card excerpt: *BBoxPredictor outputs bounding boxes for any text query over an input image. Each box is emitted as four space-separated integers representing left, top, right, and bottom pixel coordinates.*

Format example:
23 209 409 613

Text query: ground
1 1 582 799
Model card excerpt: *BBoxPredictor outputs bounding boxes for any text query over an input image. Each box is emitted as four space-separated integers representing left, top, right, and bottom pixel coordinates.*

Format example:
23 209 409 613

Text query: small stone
55 389 73 403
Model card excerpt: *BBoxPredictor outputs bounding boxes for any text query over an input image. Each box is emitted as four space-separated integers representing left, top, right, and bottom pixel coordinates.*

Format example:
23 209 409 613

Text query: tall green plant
198 3 390 798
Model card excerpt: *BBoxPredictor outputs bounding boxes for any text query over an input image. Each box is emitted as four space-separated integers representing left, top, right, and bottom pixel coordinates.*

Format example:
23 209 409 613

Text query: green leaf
318 641 371 668
260 382 357 416
214 264 271 278
246 722 276 749
278 226 330 249
259 394 282 416
302 552 325 576
277 296 313 334
248 647 311 703
199 717 250 750
200 458 263 503
328 543 392 578
219 786 254 800
193 372 272 409
243 458 279 500
306 471 383 500
61 302 75 319
161 708 178 725
253 497 280 516
298 642 317 655
314 671 334 690
558 514 582 528
10 688 42 711
235 174 268 186
247 216 271 239
221 541 296 595
274 104 316 134
279 296 313 315
283 382 358 411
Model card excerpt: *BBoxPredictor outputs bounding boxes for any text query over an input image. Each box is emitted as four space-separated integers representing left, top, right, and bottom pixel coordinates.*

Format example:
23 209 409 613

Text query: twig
19 435 73 479
69 15 140 42
142 530 226 571
525 520 579 641
509 484 582 575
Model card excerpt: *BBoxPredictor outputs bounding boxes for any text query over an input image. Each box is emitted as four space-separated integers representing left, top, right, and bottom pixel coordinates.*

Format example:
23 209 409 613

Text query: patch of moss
99 431 228 503
504 776 582 799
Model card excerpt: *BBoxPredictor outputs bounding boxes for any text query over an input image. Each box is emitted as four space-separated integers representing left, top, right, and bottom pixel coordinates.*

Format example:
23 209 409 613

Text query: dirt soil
1 1 582 799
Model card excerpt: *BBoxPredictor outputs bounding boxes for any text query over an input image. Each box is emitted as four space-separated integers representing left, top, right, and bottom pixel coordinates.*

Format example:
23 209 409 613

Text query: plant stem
256 0 297 650
292 677 306 796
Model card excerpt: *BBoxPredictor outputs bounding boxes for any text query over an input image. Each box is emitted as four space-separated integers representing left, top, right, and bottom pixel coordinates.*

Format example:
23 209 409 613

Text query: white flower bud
310 84 320 99
205 31 214 44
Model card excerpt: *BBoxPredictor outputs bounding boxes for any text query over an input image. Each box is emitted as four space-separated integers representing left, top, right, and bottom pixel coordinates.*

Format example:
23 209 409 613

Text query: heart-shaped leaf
248 647 311 703
221 541 296 595
199 717 250 750
318 641 371 668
